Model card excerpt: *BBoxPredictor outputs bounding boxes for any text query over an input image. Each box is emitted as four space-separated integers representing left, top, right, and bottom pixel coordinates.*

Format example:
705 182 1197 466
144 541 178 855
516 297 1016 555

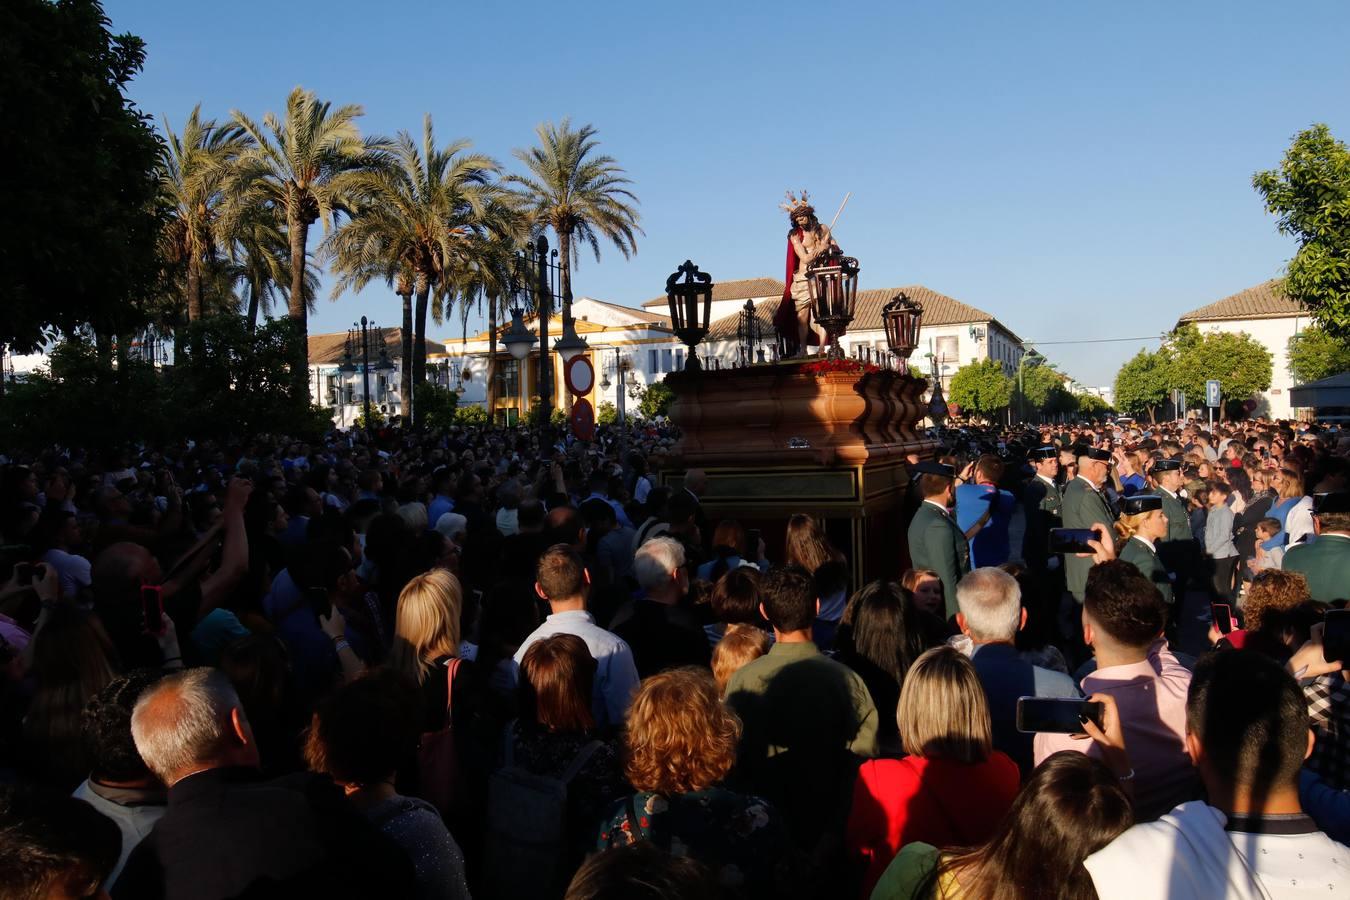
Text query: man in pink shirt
1035 560 1198 821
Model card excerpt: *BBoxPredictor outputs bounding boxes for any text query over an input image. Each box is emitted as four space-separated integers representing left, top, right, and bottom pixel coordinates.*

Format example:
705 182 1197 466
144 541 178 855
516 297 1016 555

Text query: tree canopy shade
1287 325 1350 385
0 0 163 354
1165 323 1273 413
1254 124 1350 339
1076 393 1112 416
1113 348 1171 422
508 119 641 324
949 359 1013 419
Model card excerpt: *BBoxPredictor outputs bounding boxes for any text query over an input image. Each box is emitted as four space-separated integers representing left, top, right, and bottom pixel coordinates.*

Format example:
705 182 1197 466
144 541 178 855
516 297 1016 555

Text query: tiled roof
307 328 446 365
641 277 786 309
704 285 1004 341
1177 280 1306 323
578 297 671 326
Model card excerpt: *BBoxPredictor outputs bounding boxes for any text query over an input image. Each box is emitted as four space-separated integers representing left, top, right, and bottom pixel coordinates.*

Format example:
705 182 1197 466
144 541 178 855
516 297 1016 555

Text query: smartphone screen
140 586 165 635
307 587 333 622
1016 697 1105 734
1324 610 1350 666
1049 528 1098 555
1212 603 1234 635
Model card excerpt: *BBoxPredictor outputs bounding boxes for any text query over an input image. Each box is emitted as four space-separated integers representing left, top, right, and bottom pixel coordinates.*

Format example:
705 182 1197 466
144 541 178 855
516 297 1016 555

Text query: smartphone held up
1016 697 1105 734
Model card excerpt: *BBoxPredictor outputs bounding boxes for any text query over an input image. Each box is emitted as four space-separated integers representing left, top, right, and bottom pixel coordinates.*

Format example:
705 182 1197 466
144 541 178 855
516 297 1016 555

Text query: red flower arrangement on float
799 357 880 376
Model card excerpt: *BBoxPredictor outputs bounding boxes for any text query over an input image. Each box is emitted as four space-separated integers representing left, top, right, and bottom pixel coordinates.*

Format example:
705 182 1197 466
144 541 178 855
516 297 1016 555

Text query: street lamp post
338 316 395 433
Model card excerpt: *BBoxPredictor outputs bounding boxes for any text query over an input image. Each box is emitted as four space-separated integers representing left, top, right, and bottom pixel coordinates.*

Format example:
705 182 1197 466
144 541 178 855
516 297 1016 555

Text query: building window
674 349 684 370
662 348 673 372
649 349 658 373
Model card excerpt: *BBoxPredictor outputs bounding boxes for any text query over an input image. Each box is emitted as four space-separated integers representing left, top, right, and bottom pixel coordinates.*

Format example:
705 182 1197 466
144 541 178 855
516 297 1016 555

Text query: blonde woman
1266 463 1315 549
1114 495 1173 605
390 569 466 733
845 646 1019 898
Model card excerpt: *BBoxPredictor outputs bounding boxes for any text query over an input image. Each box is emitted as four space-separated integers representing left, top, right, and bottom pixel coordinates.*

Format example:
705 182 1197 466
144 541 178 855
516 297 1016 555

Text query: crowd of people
0 414 1348 899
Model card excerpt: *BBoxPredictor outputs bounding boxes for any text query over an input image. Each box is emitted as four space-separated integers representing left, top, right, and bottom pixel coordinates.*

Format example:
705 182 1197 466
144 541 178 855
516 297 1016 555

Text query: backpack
483 727 603 899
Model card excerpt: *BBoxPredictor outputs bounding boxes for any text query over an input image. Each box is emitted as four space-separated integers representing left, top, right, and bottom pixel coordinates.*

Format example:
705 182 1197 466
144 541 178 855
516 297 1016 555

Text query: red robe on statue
772 229 817 355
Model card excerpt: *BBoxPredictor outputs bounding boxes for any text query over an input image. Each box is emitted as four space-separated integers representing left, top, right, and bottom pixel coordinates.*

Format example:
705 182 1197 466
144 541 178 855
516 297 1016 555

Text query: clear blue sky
105 0 1350 386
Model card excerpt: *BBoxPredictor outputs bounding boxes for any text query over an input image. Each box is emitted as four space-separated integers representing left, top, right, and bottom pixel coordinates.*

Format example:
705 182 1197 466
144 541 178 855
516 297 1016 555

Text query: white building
1175 280 1311 420
425 278 1034 422
306 328 446 428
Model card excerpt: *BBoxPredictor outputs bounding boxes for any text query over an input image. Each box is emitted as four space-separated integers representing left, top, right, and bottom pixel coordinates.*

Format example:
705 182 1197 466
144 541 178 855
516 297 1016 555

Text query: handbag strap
624 793 645 838
559 740 604 784
443 657 462 716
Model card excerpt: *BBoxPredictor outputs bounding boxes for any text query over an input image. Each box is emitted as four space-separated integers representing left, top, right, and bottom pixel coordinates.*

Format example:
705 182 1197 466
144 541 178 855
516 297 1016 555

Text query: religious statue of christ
772 191 840 356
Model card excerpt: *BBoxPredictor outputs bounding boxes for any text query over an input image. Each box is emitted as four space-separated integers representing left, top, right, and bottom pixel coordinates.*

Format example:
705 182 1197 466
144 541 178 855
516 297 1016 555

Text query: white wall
1194 315 1306 419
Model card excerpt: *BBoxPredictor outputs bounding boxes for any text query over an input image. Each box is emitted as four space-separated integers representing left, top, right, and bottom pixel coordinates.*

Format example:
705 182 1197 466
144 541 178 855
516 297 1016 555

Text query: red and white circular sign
564 355 595 396
570 398 596 441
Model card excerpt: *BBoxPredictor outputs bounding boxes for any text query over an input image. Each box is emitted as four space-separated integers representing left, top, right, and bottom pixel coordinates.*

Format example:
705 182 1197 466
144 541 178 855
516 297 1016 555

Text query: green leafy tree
1287 326 1350 384
415 382 460 430
1076 393 1112 417
354 406 386 430
455 404 489 426
596 401 618 426
508 119 641 327
227 87 390 397
1113 348 1171 422
1253 125 1350 338
0 0 164 372
948 359 1012 420
637 381 675 419
1165 323 1272 416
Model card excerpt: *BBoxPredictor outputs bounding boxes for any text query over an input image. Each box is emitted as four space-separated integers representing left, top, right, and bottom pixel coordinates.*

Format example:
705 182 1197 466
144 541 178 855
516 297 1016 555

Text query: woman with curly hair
1215 569 1318 662
596 667 793 899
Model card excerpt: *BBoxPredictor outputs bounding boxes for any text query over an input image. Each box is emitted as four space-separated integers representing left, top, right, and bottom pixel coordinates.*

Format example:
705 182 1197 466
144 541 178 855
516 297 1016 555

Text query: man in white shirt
512 544 639 728
1085 650 1348 899
37 508 92 600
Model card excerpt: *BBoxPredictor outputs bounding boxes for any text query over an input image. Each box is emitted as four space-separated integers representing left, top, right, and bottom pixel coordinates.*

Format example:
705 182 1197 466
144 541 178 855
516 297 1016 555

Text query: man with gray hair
610 536 711 677
956 567 1080 776
116 668 412 899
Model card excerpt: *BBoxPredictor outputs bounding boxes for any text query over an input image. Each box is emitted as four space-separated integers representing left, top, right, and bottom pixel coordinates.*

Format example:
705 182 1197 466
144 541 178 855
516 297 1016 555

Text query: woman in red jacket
845 645 1020 898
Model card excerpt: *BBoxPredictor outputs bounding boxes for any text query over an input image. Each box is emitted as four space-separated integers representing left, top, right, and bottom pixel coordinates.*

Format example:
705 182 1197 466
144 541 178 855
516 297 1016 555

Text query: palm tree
326 115 499 421
507 119 641 326
223 204 303 331
226 87 390 397
158 105 247 321
454 226 524 418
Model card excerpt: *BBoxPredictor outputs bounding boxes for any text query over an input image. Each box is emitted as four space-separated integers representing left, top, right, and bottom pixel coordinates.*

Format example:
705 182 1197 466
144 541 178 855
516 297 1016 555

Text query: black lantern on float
736 299 762 368
665 259 714 370
806 249 860 359
882 292 923 364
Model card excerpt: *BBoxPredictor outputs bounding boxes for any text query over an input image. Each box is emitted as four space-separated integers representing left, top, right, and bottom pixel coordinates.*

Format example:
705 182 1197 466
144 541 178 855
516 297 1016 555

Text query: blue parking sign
1206 379 1221 408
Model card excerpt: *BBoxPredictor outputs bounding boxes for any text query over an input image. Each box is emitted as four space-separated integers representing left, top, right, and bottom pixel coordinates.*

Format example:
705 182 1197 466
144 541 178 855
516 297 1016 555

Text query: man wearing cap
1022 445 1063 578
1284 492 1350 604
1063 446 1116 605
906 461 969 619
1147 457 1196 598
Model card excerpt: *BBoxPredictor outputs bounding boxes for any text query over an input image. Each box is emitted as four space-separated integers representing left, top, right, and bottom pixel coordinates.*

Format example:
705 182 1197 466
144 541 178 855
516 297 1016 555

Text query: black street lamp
882 293 924 367
511 236 562 425
666 260 714 370
338 316 394 432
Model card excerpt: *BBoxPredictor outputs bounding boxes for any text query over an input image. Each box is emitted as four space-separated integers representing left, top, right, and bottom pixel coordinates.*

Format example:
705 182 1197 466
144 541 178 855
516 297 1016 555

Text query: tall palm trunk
288 207 311 401
246 284 260 334
485 290 498 420
557 228 573 323
186 254 204 321
413 278 431 426
400 289 413 420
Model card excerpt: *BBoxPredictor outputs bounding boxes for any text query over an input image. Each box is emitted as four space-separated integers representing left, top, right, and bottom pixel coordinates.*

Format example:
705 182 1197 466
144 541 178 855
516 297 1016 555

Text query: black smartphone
1324 609 1350 666
1212 603 1234 635
1049 528 1098 555
307 586 332 622
14 563 34 587
1016 697 1105 734
140 585 165 636
745 529 762 556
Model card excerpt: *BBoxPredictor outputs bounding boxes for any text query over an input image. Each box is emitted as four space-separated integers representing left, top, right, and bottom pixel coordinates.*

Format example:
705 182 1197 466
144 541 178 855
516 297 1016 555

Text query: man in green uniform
1063 446 1116 604
906 460 969 619
1284 492 1350 604
1022 445 1063 572
1146 457 1195 595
